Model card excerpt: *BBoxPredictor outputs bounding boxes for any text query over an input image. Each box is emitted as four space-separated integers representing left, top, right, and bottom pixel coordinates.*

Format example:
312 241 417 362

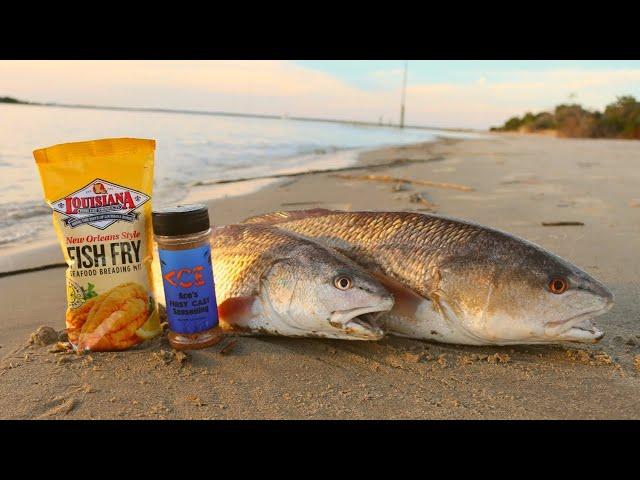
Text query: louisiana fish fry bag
34 138 160 351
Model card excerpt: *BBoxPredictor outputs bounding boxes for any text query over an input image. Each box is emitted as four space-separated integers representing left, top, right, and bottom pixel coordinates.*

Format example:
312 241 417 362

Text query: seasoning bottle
152 204 221 350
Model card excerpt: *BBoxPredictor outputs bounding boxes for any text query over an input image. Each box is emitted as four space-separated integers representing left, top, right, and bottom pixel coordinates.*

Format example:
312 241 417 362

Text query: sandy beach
1 133 639 419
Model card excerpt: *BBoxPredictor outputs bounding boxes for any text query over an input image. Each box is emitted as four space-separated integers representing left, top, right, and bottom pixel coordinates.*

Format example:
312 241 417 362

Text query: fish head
437 234 614 345
260 244 394 340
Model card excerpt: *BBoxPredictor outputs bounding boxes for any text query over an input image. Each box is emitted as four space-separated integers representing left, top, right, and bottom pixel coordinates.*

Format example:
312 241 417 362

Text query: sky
2 60 640 130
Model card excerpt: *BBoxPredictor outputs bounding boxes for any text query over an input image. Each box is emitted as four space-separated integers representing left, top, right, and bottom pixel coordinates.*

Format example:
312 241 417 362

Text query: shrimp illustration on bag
34 138 160 351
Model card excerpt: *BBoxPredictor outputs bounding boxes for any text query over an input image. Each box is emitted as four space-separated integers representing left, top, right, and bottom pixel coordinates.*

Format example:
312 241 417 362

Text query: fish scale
204 223 394 340
212 224 311 300
245 210 484 298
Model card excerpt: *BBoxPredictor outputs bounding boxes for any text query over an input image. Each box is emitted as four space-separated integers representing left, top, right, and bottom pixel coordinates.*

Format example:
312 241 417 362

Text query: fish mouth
329 302 391 339
545 301 613 343
558 317 605 343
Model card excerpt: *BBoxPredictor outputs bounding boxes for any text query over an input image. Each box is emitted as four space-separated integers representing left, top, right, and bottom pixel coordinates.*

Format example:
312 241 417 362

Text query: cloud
1 61 639 129
0 60 388 119
371 68 403 79
403 68 640 128
0 60 353 102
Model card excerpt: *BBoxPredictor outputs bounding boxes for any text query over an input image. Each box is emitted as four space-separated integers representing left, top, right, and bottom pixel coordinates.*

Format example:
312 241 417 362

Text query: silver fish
209 224 393 340
244 209 614 345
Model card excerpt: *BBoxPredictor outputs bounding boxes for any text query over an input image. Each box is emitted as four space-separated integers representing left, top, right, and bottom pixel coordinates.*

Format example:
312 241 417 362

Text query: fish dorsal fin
242 208 337 225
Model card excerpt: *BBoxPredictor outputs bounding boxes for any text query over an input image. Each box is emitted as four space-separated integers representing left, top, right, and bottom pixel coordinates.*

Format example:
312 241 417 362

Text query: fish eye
334 276 353 290
548 278 568 294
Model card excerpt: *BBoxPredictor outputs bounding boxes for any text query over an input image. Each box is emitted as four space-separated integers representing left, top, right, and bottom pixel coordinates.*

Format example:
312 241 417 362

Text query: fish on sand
244 209 614 346
210 224 393 340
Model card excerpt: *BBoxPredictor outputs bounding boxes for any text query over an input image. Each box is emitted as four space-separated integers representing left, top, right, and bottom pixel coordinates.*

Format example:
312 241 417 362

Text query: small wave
0 201 51 247
0 201 50 221
294 145 340 156
0 228 41 246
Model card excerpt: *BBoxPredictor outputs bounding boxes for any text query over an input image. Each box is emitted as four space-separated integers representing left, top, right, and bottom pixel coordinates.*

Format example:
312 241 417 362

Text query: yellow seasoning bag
33 138 160 351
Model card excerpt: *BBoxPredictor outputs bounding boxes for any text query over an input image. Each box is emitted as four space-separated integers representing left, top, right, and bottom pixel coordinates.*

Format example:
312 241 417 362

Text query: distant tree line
491 95 640 139
0 96 28 104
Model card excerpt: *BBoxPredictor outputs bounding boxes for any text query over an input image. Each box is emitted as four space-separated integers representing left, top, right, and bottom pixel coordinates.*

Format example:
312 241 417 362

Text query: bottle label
158 243 219 334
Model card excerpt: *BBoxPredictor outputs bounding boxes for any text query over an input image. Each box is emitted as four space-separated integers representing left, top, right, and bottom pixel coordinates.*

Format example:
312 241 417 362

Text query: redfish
244 209 614 345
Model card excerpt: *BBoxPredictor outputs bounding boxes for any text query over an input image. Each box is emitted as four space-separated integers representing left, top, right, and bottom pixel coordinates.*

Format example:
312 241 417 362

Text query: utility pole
400 60 408 128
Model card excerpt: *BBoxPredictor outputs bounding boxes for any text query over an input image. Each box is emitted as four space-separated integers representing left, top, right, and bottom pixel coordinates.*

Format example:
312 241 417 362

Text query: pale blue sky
2 60 639 129
297 60 640 85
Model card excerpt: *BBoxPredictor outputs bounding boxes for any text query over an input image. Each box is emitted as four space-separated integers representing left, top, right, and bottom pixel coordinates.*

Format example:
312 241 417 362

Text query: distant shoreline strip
2 100 477 133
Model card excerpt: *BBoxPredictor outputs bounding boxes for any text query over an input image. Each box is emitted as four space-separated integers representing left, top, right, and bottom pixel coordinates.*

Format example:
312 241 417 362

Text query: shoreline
0 139 448 275
1 133 639 419
0 101 489 257
1 99 481 133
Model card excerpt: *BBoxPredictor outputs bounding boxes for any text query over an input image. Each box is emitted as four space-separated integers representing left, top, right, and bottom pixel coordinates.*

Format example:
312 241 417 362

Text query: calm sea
0 103 482 247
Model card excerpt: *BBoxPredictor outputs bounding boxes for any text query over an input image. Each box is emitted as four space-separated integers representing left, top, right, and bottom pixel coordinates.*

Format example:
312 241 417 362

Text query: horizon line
1 98 482 133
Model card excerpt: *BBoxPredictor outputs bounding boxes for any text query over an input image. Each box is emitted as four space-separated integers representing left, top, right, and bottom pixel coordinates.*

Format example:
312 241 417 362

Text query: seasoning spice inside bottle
152 204 222 350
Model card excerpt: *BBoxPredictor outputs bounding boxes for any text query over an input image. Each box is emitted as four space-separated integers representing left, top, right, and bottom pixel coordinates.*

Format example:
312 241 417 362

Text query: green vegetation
0 96 28 104
491 96 640 139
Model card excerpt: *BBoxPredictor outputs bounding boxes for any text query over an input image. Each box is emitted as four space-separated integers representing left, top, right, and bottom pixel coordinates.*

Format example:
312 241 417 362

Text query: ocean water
0 103 482 248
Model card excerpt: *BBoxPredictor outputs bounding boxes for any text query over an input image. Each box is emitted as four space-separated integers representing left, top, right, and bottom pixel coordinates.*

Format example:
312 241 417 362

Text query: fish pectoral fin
370 271 426 321
217 296 259 330
242 208 335 224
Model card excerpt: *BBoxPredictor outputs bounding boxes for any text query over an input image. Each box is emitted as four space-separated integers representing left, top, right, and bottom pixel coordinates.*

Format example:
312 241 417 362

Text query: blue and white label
158 244 218 334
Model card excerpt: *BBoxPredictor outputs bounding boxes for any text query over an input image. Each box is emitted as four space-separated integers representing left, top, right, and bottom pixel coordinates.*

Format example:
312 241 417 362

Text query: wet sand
1 134 639 419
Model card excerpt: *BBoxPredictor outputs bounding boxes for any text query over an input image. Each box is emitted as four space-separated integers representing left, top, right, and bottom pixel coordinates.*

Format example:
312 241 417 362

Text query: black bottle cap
152 204 210 236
